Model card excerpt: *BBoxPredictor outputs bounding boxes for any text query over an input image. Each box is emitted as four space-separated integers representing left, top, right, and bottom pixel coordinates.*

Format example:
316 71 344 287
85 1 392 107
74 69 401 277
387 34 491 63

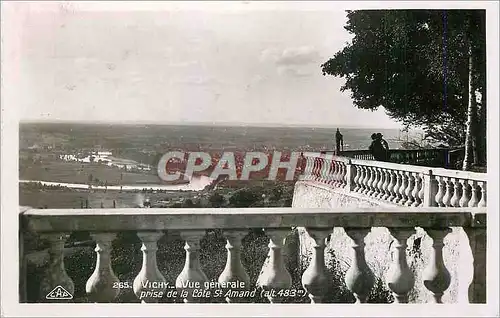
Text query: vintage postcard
1 1 498 317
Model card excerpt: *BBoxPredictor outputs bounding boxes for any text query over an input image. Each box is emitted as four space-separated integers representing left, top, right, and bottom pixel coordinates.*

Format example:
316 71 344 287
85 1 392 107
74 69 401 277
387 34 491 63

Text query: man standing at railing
335 128 344 155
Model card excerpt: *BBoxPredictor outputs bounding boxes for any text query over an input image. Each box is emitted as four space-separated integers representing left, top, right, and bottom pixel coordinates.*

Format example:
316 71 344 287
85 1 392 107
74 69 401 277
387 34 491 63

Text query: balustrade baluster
310 157 317 180
434 176 445 207
363 166 371 193
477 181 487 207
386 228 415 303
218 230 250 303
368 167 378 196
467 180 479 207
318 158 327 184
382 169 391 200
363 167 372 195
459 179 470 207
404 172 415 206
353 165 362 192
335 162 341 186
450 178 461 207
175 230 208 303
464 220 487 303
329 160 337 186
341 163 348 187
257 229 292 303
318 157 325 181
373 167 381 197
441 177 452 207
324 159 331 184
309 157 316 180
411 173 421 207
338 162 345 187
422 228 452 303
344 228 375 303
387 170 397 202
315 157 323 182
40 233 75 303
303 157 314 180
360 166 368 193
376 168 385 199
332 161 340 186
86 233 120 303
327 158 335 185
417 173 425 207
301 228 332 303
391 171 402 204
312 158 320 180
133 231 167 303
398 171 408 205
367 167 377 196
361 166 370 195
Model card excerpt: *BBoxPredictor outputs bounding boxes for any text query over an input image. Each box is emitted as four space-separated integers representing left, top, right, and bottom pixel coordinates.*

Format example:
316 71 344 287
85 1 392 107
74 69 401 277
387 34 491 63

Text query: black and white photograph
1 1 498 317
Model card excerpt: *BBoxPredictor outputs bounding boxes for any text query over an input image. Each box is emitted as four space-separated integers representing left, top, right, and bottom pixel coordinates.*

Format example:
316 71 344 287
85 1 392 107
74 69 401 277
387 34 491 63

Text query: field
20 185 200 209
20 159 162 186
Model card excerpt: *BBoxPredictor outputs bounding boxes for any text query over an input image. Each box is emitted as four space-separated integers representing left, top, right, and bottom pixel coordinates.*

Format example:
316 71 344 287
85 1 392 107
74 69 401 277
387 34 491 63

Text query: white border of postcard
2 1 499 317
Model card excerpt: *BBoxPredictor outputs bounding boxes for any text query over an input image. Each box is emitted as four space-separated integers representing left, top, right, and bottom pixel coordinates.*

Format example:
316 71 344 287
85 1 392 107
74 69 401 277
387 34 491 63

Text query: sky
6 1 404 129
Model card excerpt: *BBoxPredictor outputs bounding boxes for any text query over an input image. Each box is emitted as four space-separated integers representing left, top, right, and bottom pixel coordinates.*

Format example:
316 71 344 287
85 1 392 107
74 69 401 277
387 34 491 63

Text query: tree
229 188 260 208
182 199 195 208
208 192 226 208
321 10 486 169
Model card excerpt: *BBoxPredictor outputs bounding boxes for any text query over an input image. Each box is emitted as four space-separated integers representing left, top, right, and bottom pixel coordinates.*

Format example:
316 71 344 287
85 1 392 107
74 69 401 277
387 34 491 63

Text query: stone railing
300 153 487 208
20 206 486 304
327 148 454 166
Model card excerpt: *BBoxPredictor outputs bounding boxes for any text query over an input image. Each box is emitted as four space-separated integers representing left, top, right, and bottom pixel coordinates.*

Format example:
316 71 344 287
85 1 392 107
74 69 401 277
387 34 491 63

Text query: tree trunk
478 85 486 166
476 11 487 167
463 43 476 171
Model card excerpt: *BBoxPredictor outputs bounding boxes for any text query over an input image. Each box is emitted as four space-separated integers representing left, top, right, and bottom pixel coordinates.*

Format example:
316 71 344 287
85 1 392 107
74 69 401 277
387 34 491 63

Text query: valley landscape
19 122 407 209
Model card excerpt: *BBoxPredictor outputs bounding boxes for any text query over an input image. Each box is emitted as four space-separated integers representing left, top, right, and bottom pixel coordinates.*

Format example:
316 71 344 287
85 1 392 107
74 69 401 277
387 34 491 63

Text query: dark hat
371 133 377 139
376 133 383 138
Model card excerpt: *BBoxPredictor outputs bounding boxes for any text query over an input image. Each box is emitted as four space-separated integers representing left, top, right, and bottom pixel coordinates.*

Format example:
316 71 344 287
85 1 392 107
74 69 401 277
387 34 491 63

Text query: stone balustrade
20 207 486 304
301 153 487 208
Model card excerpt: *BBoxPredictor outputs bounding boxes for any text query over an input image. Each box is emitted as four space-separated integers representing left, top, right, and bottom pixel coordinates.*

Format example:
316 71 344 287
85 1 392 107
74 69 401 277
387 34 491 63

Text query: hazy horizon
18 118 406 131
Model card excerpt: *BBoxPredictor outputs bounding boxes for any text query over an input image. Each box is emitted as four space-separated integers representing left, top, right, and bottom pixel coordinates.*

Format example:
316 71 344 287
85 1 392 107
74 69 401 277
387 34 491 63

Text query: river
19 175 214 192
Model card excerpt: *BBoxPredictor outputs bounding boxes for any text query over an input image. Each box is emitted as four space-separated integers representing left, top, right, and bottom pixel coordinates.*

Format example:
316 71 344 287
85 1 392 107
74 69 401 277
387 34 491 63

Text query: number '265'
112 282 132 289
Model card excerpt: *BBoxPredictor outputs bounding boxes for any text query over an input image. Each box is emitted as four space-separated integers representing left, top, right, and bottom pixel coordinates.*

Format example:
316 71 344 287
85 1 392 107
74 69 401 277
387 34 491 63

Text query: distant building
97 151 112 156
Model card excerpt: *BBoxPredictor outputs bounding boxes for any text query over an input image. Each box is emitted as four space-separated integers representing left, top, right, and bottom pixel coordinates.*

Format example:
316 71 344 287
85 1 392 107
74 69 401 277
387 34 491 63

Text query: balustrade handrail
349 158 432 174
341 147 458 154
301 153 487 184
22 207 486 232
19 206 487 305
302 152 351 163
431 167 487 182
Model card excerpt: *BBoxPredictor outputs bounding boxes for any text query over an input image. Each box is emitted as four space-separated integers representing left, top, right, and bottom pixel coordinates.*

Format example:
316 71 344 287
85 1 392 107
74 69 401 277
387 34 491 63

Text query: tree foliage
322 10 486 165
208 192 226 208
229 188 260 207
